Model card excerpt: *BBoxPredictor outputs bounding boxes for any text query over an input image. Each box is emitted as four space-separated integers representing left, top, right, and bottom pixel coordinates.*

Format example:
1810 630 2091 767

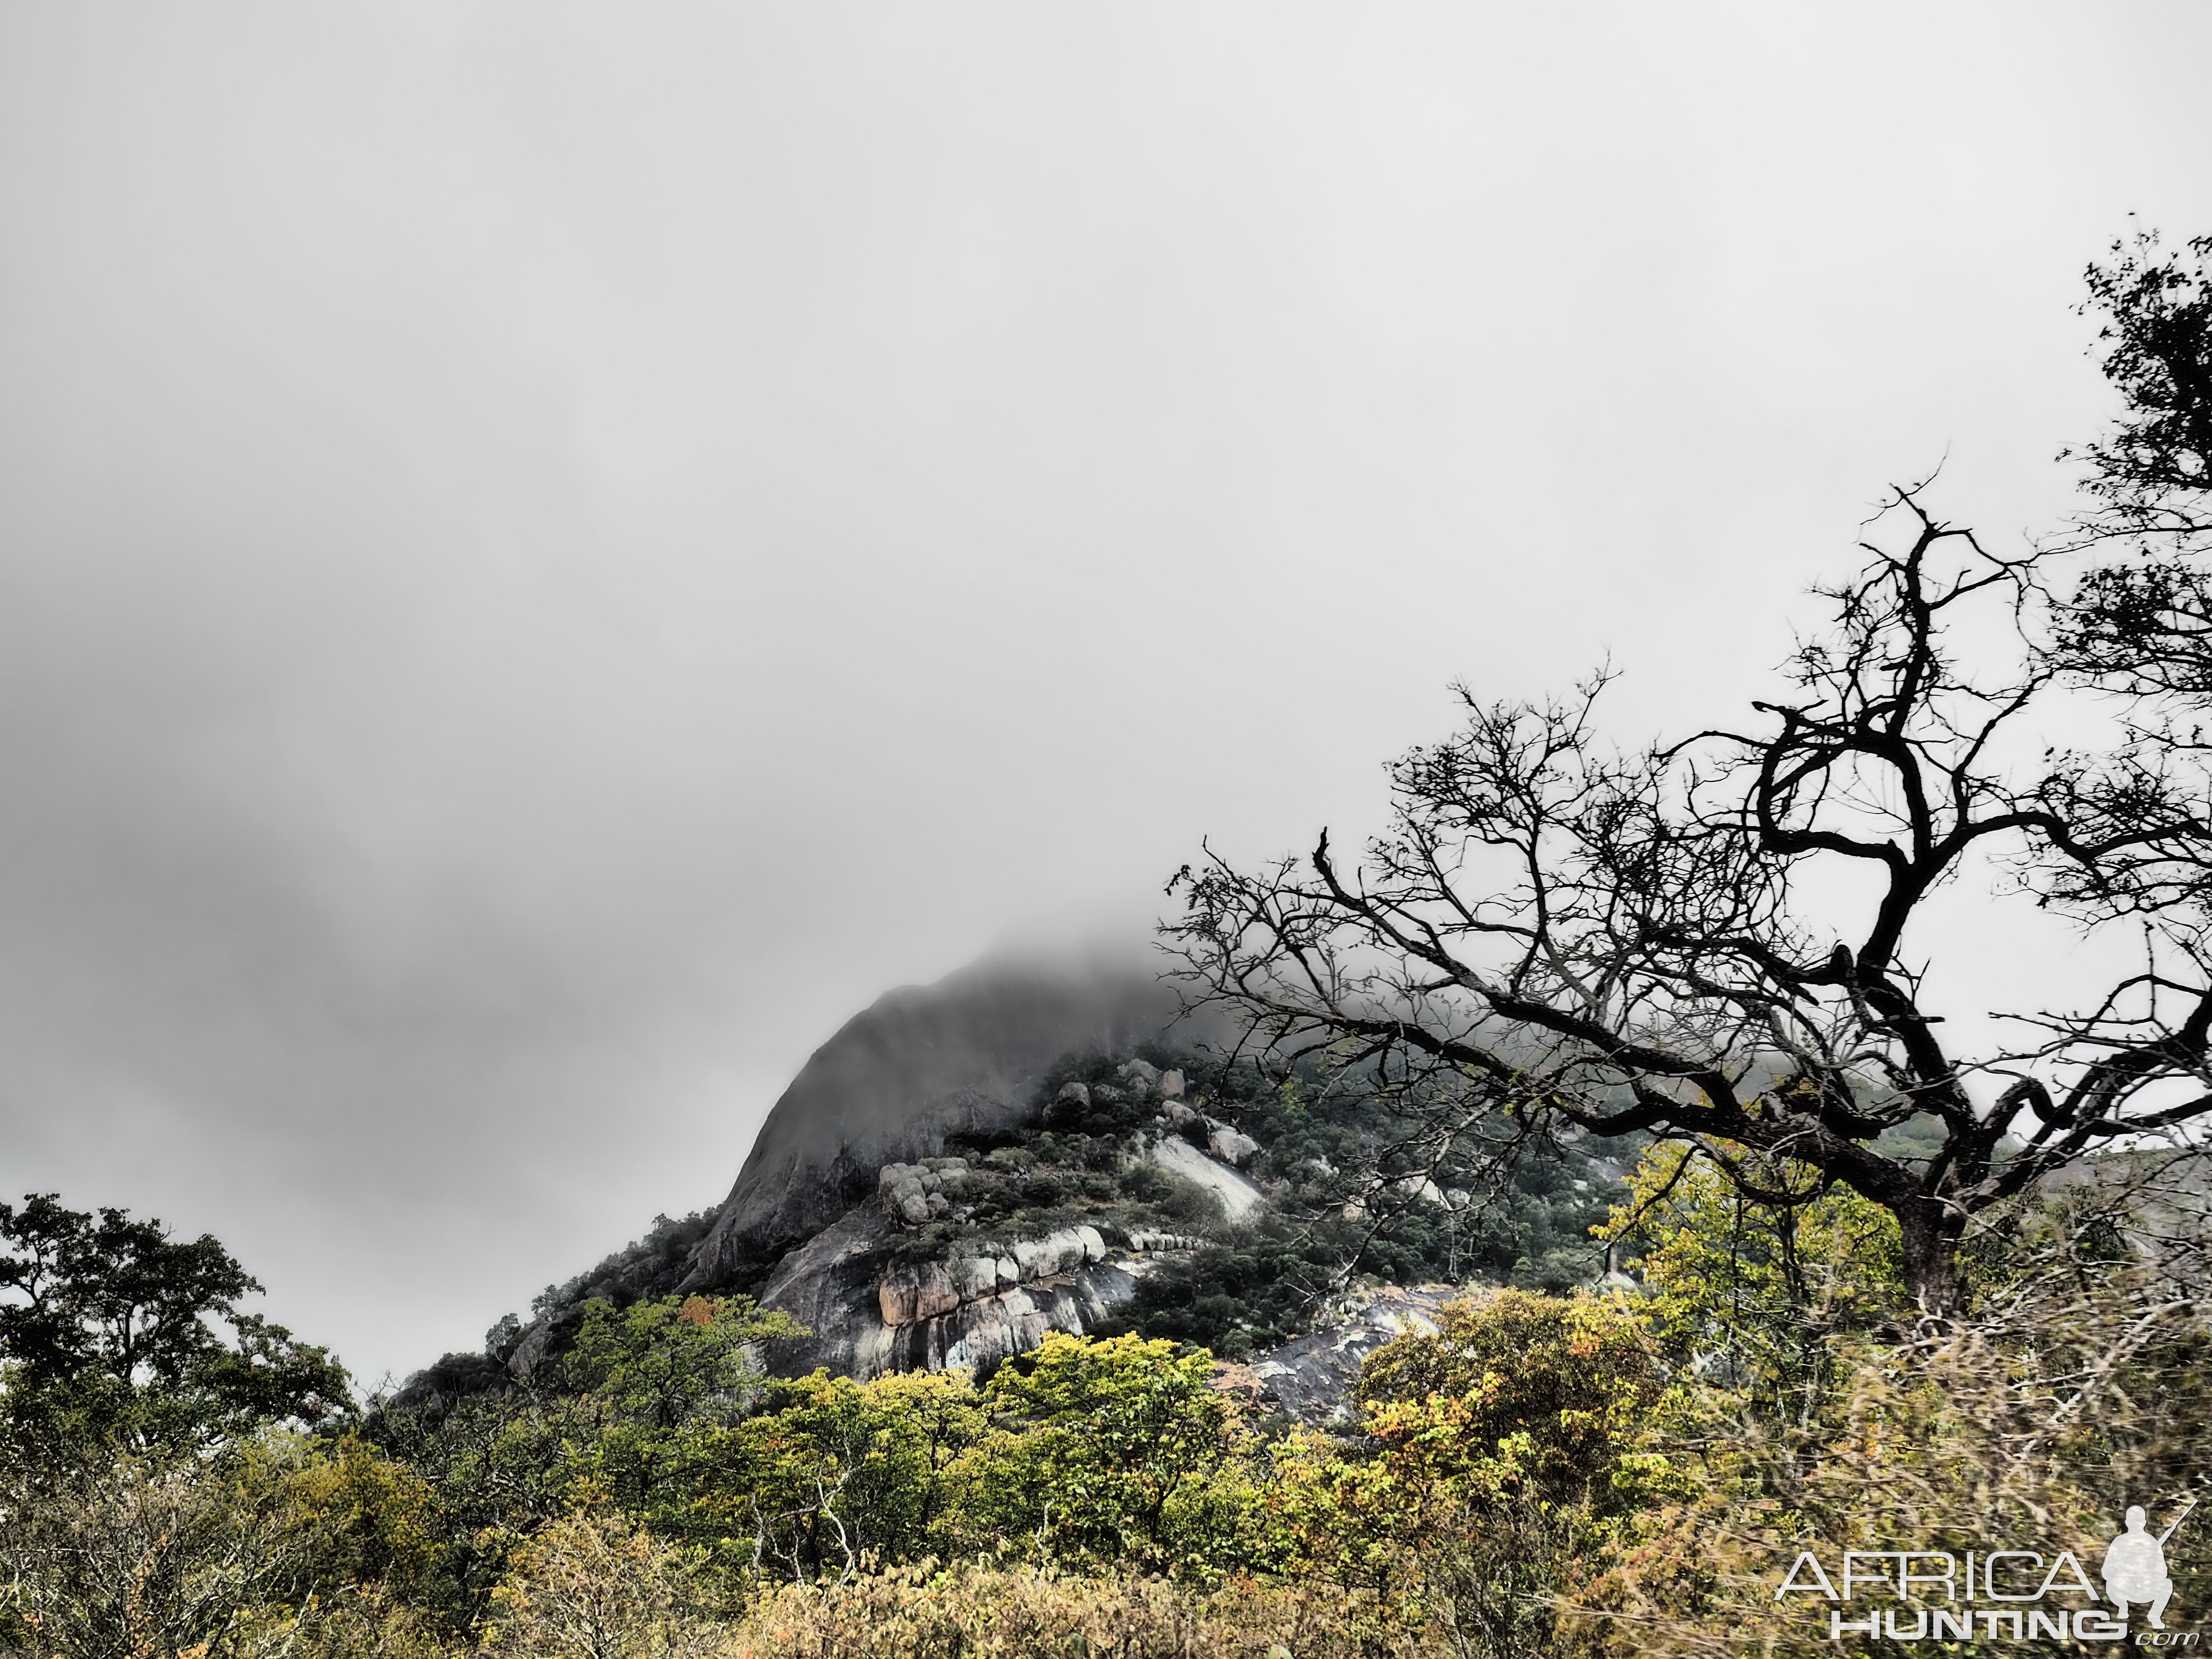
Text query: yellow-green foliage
472 1321 1271 1590
483 1503 715 1659
1555 1149 2212 1658
14 1176 2208 1659
1565 1261 2212 1657
1594 1143 1903 1415
1269 1289 1686 1659
968 1332 1268 1575
705 1366 986 1578
667 1331 1270 1583
571 1296 805 1433
1351 1288 1672 1506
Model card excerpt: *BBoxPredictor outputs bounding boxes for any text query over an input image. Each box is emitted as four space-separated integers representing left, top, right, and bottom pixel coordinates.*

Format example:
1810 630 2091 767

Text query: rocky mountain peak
681 952 1200 1289
479 949 1629 1425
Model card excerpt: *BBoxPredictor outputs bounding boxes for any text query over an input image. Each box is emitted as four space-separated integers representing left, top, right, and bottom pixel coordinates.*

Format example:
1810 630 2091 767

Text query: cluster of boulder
1056 1060 1263 1169
1121 1228 1206 1252
867 1222 1134 1373
746 1052 1284 1380
1052 1055 1180 1106
877 1157 967 1226
876 1225 1111 1324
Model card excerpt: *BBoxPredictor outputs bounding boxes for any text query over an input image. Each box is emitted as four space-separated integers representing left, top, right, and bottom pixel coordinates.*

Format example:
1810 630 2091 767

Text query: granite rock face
458 950 1636 1410
757 1207 1163 1379
1146 1131 1264 1221
1249 1286 1462 1424
683 955 1202 1288
750 1207 901 1378
618 950 1291 1382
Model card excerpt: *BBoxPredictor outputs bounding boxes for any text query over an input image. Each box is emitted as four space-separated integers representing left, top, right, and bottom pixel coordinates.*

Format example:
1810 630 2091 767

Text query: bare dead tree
1172 233 2212 1322
1169 450 2212 1322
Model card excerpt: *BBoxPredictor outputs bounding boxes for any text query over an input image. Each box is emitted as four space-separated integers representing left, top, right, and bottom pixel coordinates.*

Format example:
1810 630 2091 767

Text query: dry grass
721 1563 1421 1659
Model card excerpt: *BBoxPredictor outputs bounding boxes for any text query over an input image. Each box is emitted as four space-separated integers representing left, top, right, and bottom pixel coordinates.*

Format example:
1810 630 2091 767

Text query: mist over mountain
4 6 2207 1388
685 952 1202 1274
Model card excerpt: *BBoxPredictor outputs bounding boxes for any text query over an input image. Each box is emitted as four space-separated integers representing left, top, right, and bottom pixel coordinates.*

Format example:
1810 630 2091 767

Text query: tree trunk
1898 1202 1965 1321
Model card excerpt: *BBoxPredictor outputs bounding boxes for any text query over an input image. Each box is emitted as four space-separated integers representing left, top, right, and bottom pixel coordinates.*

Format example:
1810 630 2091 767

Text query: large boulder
683 952 1201 1288
1207 1123 1262 1167
1147 1131 1265 1221
878 1259 962 1325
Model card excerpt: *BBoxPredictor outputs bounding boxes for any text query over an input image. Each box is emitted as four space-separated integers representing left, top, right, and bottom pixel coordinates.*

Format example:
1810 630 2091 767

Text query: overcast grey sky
1 2 2208 1384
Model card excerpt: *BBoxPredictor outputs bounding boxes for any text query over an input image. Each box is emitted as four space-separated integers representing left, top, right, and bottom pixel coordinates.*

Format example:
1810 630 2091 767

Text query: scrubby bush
482 1503 719 1659
725 1563 1412 1659
18 1132 2212 1659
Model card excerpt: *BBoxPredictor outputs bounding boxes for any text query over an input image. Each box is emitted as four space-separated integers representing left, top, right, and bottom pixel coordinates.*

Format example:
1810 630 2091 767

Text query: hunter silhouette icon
2105 1497 2197 1629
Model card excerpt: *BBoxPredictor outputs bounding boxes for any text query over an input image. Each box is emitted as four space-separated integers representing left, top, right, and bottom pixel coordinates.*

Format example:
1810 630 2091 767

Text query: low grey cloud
1 1 2207 1382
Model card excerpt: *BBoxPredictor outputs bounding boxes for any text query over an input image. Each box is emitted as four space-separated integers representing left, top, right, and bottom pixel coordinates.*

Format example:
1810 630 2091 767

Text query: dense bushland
5 1146 2207 1658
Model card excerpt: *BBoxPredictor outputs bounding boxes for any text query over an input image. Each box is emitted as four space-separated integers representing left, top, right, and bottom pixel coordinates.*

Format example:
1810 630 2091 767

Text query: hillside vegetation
487 1044 1629 1380
4 1146 2206 1659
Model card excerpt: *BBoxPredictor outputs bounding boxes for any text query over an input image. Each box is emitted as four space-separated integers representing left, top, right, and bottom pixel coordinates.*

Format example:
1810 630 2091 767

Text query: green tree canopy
0 1192 349 1457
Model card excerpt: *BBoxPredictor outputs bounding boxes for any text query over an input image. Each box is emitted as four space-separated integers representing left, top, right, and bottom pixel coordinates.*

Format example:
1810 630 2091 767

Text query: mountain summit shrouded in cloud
686 953 1190 1270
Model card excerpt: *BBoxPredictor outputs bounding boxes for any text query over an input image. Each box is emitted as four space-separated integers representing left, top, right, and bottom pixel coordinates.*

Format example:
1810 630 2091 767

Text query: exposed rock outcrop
752 1206 900 1377
440 951 1634 1408
1249 1286 1461 1423
758 1203 1168 1379
1146 1131 1264 1221
683 955 1198 1287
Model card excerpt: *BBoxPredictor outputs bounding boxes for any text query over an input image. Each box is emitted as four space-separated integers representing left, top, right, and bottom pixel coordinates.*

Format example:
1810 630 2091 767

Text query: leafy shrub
483 1503 718 1659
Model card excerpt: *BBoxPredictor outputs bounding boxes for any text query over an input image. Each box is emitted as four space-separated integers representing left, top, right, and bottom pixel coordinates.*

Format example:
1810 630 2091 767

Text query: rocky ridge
682 957 1200 1287
479 954 1631 1424
752 1059 1240 1378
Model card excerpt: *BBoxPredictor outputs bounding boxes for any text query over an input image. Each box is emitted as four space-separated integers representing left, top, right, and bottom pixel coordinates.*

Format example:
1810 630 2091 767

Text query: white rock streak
1146 1131 1263 1221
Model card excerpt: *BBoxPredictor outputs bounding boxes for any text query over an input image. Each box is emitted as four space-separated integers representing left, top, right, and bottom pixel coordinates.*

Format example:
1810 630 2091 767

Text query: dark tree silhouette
1170 233 2212 1321
2070 226 2212 539
2058 228 2212 698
